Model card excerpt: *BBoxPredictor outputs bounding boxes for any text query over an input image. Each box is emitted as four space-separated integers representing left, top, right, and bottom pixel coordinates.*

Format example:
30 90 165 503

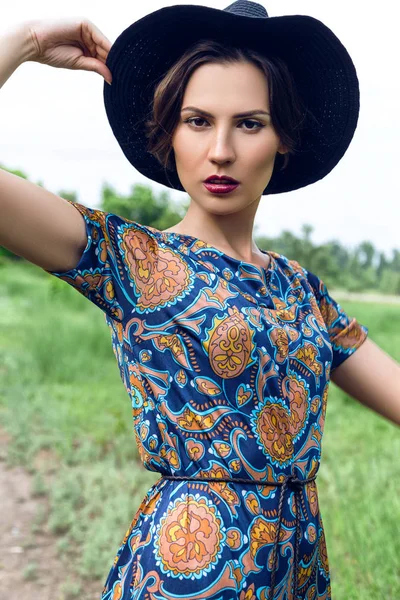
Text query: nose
207 126 236 165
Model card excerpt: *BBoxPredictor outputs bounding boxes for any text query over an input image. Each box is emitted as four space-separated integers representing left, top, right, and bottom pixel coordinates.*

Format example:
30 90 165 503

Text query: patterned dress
45 201 368 600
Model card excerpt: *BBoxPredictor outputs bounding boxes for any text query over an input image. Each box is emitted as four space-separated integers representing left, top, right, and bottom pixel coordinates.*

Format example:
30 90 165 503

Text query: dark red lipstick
203 174 240 194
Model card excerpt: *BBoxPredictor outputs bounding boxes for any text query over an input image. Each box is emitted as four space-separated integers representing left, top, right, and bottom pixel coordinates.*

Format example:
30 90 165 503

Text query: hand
25 17 113 84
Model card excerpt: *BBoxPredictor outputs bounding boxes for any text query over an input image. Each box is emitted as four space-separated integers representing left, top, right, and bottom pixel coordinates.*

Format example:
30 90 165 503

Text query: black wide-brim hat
103 1 360 195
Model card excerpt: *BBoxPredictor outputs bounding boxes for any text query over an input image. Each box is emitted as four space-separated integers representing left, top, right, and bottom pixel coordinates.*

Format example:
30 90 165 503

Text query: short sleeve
43 200 156 323
304 268 369 372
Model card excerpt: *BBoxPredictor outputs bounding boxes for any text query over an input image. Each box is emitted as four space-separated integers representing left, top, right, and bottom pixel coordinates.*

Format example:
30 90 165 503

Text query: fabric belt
161 473 317 600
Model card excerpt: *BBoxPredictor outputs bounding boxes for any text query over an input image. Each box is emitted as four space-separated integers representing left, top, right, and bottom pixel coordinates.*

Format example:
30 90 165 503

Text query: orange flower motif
270 327 289 361
199 466 241 508
256 402 294 465
157 496 223 576
249 517 278 556
276 305 297 322
295 343 322 376
178 408 215 431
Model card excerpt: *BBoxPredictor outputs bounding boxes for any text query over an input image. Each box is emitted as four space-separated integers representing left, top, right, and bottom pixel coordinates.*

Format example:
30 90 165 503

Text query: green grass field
1 261 399 599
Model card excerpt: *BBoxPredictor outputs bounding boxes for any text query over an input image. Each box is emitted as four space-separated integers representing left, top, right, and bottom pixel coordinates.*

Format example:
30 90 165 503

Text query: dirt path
0 426 100 600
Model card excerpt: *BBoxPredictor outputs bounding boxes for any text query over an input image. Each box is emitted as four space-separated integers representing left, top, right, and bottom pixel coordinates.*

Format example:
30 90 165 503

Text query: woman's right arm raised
0 19 112 271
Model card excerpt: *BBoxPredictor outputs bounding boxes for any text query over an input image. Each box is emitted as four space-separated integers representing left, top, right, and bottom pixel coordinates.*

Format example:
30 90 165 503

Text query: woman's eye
186 117 207 127
241 119 264 130
184 117 264 131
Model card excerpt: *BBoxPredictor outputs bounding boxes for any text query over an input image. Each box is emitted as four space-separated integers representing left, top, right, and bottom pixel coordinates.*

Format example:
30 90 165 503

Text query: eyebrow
181 106 270 118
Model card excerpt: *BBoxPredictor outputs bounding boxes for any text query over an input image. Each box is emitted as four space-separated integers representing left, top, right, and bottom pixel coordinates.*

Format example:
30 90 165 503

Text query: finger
95 45 109 61
75 56 112 83
83 20 112 54
80 24 97 57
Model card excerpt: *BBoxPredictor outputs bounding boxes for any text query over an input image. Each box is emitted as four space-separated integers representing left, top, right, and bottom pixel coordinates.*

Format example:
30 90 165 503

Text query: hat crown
224 0 269 18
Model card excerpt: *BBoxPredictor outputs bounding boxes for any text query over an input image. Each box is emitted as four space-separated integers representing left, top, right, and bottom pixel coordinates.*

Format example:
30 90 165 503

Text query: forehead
182 61 270 109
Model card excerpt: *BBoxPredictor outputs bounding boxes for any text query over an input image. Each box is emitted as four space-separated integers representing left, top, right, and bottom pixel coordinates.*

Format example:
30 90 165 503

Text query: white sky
1 1 399 257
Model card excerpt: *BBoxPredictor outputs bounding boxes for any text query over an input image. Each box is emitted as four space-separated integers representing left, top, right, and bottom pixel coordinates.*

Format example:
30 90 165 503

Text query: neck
170 196 264 264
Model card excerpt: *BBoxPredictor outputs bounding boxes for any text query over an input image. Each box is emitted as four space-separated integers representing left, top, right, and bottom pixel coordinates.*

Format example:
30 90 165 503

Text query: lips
204 175 239 184
203 181 240 194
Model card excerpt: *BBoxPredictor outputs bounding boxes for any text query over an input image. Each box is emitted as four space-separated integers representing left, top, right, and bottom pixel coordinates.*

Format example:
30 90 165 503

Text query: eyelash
183 117 265 131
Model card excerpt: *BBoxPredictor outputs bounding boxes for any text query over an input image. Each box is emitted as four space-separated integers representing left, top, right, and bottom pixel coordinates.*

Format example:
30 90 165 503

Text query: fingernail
105 79 112 86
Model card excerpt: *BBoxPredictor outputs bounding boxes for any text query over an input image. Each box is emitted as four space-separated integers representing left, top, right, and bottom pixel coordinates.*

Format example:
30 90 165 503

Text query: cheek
244 144 277 177
173 130 201 168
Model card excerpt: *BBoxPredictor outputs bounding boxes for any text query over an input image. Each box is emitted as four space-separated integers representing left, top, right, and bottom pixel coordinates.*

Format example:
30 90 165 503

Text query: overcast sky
1 1 398 258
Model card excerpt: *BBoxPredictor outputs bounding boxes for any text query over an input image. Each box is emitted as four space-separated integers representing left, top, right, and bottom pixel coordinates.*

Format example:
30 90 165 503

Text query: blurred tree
391 249 400 273
377 251 389 280
100 183 188 230
358 241 376 269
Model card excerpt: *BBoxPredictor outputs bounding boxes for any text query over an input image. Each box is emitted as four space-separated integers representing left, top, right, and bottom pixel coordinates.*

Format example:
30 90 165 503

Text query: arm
0 22 35 88
331 337 400 427
0 168 87 271
0 20 112 271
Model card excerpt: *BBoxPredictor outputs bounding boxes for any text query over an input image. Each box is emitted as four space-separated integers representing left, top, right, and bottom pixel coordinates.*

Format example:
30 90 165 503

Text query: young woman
1 2 399 599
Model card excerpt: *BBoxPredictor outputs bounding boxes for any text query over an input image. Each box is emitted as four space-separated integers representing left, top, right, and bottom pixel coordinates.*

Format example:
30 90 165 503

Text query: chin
205 200 250 216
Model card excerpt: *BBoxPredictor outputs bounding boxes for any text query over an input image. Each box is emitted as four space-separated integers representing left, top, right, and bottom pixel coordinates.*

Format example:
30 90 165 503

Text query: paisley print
45 201 369 599
121 226 195 313
203 306 256 378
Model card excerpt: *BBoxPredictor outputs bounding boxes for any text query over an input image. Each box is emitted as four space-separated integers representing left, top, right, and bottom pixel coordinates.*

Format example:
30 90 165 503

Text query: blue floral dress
45 201 368 600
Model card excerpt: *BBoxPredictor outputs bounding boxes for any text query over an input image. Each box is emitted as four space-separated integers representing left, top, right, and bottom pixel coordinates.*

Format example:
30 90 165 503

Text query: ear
277 143 288 155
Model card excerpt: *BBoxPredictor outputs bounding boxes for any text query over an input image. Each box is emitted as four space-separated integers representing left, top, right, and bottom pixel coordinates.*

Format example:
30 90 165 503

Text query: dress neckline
148 227 277 275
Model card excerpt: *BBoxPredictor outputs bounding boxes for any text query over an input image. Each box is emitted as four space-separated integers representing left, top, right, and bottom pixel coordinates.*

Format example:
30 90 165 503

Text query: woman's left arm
331 338 400 426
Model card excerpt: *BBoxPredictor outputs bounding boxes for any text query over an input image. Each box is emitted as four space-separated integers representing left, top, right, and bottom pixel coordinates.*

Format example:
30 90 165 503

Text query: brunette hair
144 39 307 180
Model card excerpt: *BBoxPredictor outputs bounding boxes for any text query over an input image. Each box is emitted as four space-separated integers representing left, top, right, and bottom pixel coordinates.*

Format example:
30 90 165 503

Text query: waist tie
161 473 317 600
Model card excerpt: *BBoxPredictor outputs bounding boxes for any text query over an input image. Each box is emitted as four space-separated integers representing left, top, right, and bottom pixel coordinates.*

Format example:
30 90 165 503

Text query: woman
1 2 399 599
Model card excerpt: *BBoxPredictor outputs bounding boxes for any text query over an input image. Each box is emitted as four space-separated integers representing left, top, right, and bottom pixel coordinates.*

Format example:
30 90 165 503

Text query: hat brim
103 4 359 195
